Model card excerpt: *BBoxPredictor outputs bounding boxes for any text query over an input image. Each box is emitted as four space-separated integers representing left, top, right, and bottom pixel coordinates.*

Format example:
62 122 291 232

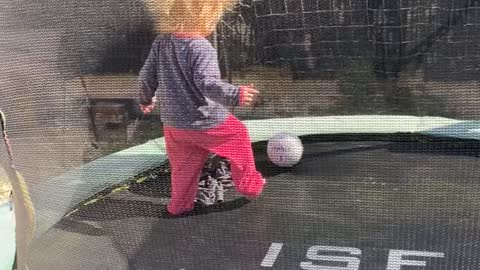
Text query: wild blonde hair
146 0 237 35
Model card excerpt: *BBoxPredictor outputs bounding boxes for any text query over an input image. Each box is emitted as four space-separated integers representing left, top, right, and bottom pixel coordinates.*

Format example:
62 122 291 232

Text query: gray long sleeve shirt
139 34 240 130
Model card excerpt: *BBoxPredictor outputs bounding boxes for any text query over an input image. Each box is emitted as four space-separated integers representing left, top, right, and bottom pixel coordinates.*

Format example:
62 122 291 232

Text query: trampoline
0 202 15 270
2 0 480 269
20 117 480 270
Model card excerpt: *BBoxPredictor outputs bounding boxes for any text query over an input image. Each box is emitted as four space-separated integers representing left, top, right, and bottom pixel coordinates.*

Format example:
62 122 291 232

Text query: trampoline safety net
1 0 480 269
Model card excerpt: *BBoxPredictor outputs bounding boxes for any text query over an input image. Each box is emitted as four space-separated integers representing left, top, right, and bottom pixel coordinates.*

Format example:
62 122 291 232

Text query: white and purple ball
267 133 304 167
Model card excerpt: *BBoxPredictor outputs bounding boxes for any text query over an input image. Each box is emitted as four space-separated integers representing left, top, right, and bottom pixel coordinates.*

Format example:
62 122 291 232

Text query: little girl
139 0 265 216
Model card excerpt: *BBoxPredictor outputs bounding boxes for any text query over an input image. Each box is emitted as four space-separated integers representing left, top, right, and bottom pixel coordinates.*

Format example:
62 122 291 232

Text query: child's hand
240 84 259 107
140 104 155 114
140 97 156 114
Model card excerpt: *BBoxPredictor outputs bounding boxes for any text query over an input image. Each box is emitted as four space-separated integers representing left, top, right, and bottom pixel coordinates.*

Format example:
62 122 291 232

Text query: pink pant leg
164 127 209 215
163 115 264 215
190 115 265 198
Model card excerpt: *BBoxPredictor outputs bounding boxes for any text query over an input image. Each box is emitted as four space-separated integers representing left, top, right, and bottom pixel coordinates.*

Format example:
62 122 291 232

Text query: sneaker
195 154 234 206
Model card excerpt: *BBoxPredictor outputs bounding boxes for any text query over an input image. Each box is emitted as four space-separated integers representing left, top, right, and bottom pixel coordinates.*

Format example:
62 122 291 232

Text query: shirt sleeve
138 41 159 105
189 39 240 107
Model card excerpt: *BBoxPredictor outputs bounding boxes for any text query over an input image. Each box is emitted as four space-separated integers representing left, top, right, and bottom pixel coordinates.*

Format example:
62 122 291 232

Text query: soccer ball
267 133 304 167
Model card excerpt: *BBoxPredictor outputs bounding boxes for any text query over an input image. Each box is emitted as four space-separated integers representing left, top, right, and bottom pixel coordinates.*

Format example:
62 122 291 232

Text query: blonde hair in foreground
146 0 237 35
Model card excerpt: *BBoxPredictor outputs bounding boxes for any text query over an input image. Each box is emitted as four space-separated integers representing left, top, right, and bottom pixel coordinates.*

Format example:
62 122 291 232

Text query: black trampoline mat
31 138 480 270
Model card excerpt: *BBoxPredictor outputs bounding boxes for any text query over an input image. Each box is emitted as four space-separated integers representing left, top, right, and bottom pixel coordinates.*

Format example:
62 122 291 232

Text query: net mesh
1 0 480 269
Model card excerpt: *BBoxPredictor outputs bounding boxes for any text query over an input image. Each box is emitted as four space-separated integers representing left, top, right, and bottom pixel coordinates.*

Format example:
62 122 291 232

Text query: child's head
147 0 237 36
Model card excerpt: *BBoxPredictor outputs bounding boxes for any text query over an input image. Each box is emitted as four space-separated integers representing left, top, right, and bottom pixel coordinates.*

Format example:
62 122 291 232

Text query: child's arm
190 39 257 107
138 43 159 114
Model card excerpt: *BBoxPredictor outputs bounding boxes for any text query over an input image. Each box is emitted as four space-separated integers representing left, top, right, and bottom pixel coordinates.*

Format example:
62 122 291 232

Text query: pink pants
164 115 265 215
